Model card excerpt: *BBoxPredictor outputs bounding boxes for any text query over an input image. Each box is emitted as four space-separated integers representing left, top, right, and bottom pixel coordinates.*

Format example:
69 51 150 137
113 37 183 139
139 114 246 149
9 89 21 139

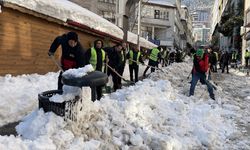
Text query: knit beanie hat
67 31 78 41
196 49 204 58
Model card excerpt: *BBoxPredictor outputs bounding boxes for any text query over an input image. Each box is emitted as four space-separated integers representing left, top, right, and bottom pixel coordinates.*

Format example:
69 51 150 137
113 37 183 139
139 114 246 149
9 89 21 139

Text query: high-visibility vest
214 52 218 61
149 48 160 61
129 50 141 65
89 47 105 70
245 51 250 58
232 52 237 60
121 50 125 62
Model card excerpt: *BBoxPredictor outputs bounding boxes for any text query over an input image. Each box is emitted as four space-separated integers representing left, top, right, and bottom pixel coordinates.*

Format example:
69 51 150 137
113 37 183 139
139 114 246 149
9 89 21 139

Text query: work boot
210 95 215 100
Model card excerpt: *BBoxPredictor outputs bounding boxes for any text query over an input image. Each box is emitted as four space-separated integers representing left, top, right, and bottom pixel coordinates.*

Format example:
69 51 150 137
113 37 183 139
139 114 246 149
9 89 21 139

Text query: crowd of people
48 31 249 101
48 31 164 100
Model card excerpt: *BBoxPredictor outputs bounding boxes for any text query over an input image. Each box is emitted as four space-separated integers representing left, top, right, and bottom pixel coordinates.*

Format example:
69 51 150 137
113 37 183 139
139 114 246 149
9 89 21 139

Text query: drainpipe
137 0 141 49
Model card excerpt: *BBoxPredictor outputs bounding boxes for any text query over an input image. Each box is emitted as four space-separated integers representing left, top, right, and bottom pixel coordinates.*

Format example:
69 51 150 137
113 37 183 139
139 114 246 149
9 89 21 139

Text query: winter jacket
49 34 85 70
193 53 209 74
104 46 124 71
209 52 217 65
220 52 230 65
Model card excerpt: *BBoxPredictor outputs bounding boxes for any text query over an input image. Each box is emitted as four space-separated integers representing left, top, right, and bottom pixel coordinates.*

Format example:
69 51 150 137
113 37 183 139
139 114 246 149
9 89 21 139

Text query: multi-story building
190 8 211 47
70 0 117 24
242 0 250 65
180 5 193 46
130 0 187 50
70 0 192 50
211 0 244 63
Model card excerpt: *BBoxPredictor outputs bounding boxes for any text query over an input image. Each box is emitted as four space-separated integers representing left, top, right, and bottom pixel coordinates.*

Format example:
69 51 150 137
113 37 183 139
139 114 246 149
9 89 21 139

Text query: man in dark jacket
104 44 123 91
126 46 144 82
220 51 230 73
189 49 215 100
208 48 217 72
85 39 106 100
48 31 85 90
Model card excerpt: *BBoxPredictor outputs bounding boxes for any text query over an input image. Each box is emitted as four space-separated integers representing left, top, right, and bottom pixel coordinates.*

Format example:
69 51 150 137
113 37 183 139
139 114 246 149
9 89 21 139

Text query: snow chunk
62 65 94 79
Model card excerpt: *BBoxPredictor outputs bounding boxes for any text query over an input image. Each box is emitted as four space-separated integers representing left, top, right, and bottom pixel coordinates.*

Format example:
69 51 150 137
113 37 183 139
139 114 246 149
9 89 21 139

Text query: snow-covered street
0 60 249 150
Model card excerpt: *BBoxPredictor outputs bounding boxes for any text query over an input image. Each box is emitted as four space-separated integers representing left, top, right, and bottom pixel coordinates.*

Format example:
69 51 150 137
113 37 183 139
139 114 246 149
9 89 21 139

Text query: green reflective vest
245 51 250 58
232 52 237 60
90 47 105 70
129 50 141 65
214 52 218 61
149 48 160 61
121 50 125 62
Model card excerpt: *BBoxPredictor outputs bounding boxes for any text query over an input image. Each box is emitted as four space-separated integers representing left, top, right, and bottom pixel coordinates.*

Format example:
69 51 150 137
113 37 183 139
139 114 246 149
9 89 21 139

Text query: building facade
190 8 211 47
242 0 250 65
130 0 191 50
180 5 193 46
211 0 244 63
70 0 117 24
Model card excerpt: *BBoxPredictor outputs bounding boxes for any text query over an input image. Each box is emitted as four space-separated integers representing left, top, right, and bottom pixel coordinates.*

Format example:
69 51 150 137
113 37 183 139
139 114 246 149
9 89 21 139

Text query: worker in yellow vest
126 46 144 82
85 39 106 100
143 46 161 77
245 49 250 68
231 50 238 68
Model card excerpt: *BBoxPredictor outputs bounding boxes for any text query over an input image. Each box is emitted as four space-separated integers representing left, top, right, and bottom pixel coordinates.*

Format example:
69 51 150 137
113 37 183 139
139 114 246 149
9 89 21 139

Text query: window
100 11 115 23
99 0 116 4
154 10 160 19
154 10 169 20
164 12 169 20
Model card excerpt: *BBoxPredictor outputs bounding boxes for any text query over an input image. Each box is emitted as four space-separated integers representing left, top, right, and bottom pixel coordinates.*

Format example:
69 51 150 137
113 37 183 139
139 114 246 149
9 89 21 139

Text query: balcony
141 17 171 27
148 38 173 46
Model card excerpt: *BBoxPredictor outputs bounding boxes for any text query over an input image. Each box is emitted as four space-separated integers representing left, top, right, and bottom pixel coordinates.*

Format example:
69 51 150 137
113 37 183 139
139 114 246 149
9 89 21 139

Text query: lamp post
137 0 141 49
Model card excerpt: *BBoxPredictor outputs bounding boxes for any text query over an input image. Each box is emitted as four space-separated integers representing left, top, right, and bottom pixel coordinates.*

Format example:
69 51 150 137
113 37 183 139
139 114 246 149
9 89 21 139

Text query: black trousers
129 64 139 82
222 63 229 73
143 59 158 76
96 86 103 100
58 71 63 90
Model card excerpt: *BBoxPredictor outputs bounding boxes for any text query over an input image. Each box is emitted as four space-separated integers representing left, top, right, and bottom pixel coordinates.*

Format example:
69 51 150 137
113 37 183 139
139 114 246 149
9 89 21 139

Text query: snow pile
49 86 82 103
2 0 123 39
0 60 249 149
49 65 94 103
62 65 94 79
127 32 157 49
148 0 175 7
11 79 237 149
0 73 58 126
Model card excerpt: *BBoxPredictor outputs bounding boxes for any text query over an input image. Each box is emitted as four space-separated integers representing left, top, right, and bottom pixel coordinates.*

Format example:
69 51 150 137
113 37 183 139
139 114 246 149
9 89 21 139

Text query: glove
48 51 54 56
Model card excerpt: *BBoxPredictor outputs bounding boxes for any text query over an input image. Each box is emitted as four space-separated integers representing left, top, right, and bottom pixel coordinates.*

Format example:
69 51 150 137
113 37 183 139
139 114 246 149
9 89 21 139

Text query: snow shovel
104 58 112 93
105 63 135 85
129 59 164 72
49 55 64 72
206 69 217 90
187 71 192 79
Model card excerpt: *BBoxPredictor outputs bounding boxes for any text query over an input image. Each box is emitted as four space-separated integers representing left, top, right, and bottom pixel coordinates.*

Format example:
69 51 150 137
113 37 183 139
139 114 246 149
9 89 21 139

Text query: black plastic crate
38 90 65 116
38 90 81 121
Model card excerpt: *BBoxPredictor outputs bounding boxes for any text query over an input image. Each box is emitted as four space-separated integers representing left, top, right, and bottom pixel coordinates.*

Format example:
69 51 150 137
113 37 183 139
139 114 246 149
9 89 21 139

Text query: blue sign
149 39 160 46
